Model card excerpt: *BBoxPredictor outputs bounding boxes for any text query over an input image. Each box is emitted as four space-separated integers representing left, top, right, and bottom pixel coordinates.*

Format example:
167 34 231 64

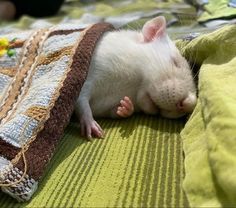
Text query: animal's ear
142 16 166 42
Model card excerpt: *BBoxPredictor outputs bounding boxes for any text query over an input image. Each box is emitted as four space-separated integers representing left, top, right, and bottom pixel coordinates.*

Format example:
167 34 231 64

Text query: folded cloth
195 0 236 23
0 22 114 202
177 24 236 207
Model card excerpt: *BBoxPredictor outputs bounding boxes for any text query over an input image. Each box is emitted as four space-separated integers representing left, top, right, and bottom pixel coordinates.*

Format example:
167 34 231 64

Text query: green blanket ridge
177 24 236 207
0 115 189 207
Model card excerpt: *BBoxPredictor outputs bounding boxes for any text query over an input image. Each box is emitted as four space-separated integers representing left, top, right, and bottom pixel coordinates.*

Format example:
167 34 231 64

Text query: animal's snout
176 100 184 110
176 93 197 113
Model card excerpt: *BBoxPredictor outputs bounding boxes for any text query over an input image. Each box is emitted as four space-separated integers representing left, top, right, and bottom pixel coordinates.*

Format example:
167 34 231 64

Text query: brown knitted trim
48 28 84 38
36 46 73 66
9 40 25 49
0 67 17 77
23 106 48 122
0 138 20 160
0 23 114 180
0 29 48 124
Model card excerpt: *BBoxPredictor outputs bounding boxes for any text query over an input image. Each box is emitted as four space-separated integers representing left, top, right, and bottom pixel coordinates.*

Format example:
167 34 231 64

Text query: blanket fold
177 24 236 207
0 22 114 201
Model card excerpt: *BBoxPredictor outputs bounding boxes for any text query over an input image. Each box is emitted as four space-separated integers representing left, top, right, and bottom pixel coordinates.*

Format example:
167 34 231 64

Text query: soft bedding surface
0 115 189 207
0 0 236 207
178 24 236 207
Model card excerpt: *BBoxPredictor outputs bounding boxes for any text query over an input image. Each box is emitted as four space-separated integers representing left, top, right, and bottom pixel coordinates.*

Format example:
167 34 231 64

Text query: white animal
75 16 197 139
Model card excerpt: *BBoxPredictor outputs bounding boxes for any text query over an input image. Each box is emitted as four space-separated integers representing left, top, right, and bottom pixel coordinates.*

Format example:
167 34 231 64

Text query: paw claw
79 116 104 139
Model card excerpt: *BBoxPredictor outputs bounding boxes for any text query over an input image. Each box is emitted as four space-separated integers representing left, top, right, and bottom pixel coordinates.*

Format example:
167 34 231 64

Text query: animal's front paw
116 96 134 118
80 116 104 140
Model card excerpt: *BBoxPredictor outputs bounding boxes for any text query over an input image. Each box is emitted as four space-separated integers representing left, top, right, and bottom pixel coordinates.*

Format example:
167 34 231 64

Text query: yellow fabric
0 37 9 56
178 25 236 207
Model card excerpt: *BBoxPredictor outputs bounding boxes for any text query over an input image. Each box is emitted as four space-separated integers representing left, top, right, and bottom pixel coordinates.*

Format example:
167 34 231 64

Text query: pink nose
176 93 197 113
176 100 185 111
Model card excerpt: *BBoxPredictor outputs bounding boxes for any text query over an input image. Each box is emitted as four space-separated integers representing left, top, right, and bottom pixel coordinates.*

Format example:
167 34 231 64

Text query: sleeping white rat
75 16 197 139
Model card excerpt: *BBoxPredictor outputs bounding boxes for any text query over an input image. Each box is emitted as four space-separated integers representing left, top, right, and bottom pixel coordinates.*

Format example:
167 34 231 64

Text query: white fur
78 30 196 117
75 16 197 138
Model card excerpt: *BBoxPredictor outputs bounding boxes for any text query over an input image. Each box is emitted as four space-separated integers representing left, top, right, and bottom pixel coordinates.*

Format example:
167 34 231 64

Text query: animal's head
140 16 197 118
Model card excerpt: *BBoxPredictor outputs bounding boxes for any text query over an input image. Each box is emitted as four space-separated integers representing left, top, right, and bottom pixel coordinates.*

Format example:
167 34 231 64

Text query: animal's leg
75 97 104 139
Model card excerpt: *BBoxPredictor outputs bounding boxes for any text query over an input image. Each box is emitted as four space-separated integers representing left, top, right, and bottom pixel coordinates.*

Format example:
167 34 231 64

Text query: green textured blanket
0 115 189 207
198 0 236 23
178 24 236 207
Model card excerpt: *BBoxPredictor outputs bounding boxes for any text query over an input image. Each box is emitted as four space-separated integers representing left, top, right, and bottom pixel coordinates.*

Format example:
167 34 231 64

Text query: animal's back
82 31 146 117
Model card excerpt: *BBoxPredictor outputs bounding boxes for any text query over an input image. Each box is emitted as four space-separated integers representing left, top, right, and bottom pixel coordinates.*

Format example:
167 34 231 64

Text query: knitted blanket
0 22 113 201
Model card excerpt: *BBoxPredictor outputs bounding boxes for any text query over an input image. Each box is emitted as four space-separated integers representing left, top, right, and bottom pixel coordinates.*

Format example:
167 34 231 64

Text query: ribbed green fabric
0 115 188 207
